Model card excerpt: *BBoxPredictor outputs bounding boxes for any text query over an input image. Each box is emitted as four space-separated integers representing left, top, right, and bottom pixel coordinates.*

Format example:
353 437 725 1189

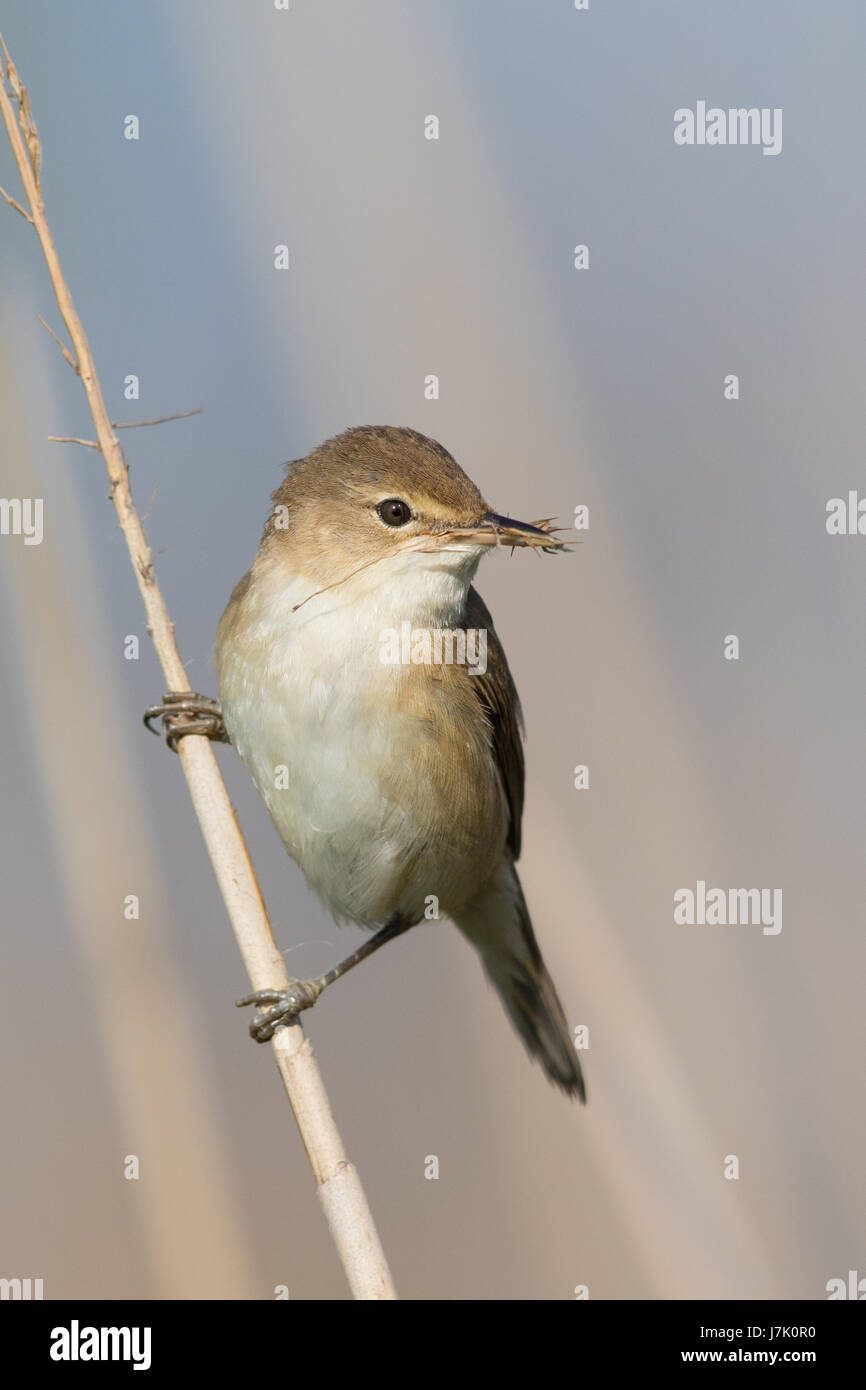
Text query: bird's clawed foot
235 980 324 1042
143 691 229 752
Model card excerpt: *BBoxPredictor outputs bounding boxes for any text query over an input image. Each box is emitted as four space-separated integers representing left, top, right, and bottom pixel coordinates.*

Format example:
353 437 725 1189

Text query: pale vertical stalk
0 38 395 1300
1 351 258 1296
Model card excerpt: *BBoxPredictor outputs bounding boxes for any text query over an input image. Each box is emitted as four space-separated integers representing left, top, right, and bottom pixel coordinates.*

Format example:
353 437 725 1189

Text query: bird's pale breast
216 555 508 928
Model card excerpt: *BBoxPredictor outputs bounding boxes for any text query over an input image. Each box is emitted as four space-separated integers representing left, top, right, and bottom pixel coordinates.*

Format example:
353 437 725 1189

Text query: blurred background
1 0 864 1300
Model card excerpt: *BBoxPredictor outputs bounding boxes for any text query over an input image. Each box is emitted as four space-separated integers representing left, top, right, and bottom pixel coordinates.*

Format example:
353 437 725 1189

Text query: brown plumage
216 426 585 1099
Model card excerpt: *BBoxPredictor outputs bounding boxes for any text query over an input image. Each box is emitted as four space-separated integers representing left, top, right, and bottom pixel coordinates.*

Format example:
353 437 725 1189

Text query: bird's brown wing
465 585 526 860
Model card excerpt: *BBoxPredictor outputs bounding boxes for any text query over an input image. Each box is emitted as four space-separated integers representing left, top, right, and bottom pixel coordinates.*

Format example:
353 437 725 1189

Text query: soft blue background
0 1 863 1298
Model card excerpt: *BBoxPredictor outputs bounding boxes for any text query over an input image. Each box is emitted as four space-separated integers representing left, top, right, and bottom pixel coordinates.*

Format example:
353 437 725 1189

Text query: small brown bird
148 426 584 1099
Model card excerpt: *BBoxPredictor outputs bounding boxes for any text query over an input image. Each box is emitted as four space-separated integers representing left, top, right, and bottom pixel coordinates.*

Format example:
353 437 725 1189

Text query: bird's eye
376 498 412 527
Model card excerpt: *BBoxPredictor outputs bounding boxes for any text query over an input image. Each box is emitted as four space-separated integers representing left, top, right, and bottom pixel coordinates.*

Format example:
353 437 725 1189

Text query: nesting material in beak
435 512 567 553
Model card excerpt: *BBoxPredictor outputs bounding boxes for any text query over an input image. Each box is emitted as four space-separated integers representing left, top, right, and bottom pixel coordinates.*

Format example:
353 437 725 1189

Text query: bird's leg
143 691 229 752
236 915 415 1042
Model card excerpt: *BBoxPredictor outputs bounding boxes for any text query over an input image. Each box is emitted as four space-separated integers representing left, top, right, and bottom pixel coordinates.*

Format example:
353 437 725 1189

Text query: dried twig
0 179 31 220
113 408 202 429
47 434 100 449
46 409 203 448
37 314 79 373
0 35 395 1300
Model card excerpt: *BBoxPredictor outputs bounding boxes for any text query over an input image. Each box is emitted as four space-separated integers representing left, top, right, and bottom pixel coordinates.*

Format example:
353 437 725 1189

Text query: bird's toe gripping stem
235 981 324 1042
143 691 228 752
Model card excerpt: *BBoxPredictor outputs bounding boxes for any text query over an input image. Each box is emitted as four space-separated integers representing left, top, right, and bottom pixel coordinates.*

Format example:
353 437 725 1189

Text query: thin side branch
48 435 100 449
37 314 79 373
0 37 396 1300
0 179 31 220
113 408 203 429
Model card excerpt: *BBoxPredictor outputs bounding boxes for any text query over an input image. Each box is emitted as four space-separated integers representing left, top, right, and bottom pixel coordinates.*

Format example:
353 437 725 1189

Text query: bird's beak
436 511 565 552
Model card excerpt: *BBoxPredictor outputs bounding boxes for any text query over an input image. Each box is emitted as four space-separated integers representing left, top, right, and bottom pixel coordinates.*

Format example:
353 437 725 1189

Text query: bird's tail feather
454 859 585 1101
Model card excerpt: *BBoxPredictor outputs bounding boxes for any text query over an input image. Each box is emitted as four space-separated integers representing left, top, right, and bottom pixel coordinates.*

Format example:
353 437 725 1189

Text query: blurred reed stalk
0 35 396 1300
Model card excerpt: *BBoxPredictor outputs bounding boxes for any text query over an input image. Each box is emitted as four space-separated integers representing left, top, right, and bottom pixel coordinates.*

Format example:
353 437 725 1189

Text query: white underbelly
216 567 503 927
